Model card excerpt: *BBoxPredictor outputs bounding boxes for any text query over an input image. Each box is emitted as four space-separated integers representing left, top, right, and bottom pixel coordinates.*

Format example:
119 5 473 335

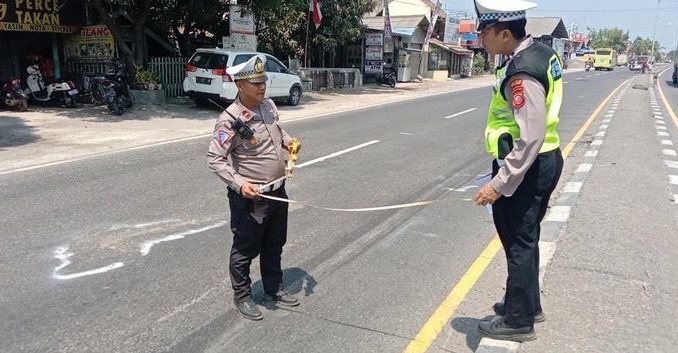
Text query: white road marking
158 288 216 323
599 124 609 129
399 132 413 136
444 108 477 119
595 131 606 137
296 140 380 168
656 125 668 130
657 120 666 125
564 182 583 193
670 175 678 185
665 160 678 169
109 219 181 231
576 163 593 172
662 140 674 146
140 222 227 256
658 132 670 137
591 140 603 146
52 247 124 280
585 150 598 157
545 206 571 222
663 149 677 156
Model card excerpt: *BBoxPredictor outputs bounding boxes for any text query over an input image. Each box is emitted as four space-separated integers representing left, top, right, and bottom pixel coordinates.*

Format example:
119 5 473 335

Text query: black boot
263 290 299 307
233 298 263 320
493 301 545 323
477 315 536 342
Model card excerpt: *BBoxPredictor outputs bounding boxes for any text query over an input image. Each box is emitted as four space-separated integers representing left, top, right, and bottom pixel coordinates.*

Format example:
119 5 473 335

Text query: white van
183 48 303 106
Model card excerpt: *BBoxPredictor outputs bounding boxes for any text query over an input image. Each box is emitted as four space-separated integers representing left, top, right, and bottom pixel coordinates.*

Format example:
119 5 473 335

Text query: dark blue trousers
492 148 563 327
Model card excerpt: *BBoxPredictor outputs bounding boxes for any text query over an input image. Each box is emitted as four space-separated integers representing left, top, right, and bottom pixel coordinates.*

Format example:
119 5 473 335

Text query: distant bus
594 48 617 71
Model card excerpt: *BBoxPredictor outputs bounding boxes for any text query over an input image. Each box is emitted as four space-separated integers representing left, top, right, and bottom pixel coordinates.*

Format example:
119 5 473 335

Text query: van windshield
596 50 611 55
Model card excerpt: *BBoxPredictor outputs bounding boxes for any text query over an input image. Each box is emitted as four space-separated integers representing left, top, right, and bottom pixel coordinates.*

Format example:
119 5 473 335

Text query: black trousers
492 148 563 327
227 186 289 303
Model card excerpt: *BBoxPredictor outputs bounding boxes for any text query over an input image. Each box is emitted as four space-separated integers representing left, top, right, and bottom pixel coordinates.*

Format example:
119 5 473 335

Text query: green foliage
135 67 160 90
631 37 662 60
588 28 629 53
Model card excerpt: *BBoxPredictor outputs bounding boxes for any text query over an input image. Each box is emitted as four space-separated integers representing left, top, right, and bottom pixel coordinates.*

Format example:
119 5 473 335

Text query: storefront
0 0 84 81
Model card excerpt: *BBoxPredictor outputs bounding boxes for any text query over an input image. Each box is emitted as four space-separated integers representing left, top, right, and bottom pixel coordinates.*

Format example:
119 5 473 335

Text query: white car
183 48 303 106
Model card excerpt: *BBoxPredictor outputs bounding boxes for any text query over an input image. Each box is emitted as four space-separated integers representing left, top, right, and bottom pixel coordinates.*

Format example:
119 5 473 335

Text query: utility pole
651 0 660 62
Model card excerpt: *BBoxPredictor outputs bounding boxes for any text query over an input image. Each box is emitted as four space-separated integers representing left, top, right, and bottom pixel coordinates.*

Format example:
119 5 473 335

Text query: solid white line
296 140 380 168
444 108 477 119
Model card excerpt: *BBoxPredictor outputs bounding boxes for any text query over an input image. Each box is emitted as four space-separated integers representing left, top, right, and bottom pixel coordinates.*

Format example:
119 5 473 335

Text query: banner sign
364 60 382 74
223 34 257 51
229 5 255 35
365 33 383 46
0 0 78 33
365 46 383 60
424 1 441 45
64 25 115 58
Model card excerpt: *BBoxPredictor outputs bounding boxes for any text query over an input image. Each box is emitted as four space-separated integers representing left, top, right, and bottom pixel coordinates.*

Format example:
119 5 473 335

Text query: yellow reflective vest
485 41 562 159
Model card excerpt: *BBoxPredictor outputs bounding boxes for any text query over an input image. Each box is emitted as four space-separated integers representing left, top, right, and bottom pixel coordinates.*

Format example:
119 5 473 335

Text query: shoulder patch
510 78 526 109
218 129 232 146
550 58 562 80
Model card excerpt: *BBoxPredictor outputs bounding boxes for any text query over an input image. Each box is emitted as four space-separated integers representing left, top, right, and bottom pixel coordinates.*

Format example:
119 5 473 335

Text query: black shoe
493 302 545 323
233 299 263 320
263 291 299 307
477 316 536 342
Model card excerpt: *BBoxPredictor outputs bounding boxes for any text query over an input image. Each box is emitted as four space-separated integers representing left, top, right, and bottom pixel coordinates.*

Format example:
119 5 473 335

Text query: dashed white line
564 182 583 193
661 140 674 146
576 163 593 172
585 150 598 157
665 160 678 169
444 108 477 119
663 149 677 156
296 140 380 168
545 206 571 222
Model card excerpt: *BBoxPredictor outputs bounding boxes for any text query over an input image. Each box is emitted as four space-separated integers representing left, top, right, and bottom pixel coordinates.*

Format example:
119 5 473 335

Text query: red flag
310 0 322 28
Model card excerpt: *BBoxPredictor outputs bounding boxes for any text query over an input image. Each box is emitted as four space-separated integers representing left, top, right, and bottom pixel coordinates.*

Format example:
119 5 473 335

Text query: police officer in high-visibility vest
472 0 564 342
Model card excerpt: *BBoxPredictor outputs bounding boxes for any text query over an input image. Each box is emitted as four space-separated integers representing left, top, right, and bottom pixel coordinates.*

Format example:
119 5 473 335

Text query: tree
150 0 229 57
630 36 662 61
237 0 375 66
310 0 375 67
90 0 152 82
588 27 629 53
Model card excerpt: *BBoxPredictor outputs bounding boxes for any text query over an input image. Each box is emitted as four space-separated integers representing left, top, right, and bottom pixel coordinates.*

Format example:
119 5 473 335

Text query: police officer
471 0 564 342
207 54 299 321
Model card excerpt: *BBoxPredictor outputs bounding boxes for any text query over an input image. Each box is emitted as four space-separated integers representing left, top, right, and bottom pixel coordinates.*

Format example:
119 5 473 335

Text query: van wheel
286 86 301 106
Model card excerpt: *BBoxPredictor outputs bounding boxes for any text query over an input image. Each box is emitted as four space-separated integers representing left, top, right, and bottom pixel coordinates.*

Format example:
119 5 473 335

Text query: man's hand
240 182 259 199
473 184 501 206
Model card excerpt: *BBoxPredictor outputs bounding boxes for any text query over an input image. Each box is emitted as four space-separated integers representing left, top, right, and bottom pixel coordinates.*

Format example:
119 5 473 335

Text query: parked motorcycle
24 64 79 107
2 77 28 111
376 69 396 88
89 60 133 115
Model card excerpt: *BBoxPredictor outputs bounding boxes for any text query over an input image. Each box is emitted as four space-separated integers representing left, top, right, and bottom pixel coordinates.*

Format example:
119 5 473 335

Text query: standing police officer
207 54 299 321
471 0 564 342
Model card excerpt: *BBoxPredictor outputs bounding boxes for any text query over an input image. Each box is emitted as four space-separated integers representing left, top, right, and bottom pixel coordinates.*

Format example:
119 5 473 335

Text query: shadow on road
0 115 39 150
450 315 494 352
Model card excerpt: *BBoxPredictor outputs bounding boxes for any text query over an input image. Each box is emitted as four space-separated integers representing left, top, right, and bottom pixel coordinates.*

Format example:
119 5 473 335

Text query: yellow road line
655 76 678 129
402 78 630 353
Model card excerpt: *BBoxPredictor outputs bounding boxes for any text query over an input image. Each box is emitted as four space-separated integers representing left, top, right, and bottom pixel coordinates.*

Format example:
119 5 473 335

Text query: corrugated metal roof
526 17 569 39
362 15 429 32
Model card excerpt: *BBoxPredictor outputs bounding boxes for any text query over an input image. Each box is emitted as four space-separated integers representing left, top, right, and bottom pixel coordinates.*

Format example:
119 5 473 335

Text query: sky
444 0 678 51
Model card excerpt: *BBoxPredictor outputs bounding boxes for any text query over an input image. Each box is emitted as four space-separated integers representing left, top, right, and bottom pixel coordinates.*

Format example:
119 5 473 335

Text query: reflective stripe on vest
485 50 562 159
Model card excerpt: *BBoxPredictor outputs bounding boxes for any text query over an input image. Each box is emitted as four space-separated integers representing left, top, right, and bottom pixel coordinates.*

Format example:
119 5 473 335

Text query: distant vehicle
616 53 628 67
182 48 303 106
672 65 677 85
594 48 616 71
630 55 649 71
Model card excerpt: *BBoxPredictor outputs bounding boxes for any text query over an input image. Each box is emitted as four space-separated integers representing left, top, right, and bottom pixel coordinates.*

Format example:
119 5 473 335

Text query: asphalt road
0 68 641 353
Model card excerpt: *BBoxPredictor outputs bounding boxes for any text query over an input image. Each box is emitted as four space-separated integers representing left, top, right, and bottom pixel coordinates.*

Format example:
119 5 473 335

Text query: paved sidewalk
479 74 678 353
0 76 495 174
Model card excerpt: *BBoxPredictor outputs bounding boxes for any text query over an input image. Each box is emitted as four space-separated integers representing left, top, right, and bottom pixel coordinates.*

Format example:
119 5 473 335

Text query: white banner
230 5 255 35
